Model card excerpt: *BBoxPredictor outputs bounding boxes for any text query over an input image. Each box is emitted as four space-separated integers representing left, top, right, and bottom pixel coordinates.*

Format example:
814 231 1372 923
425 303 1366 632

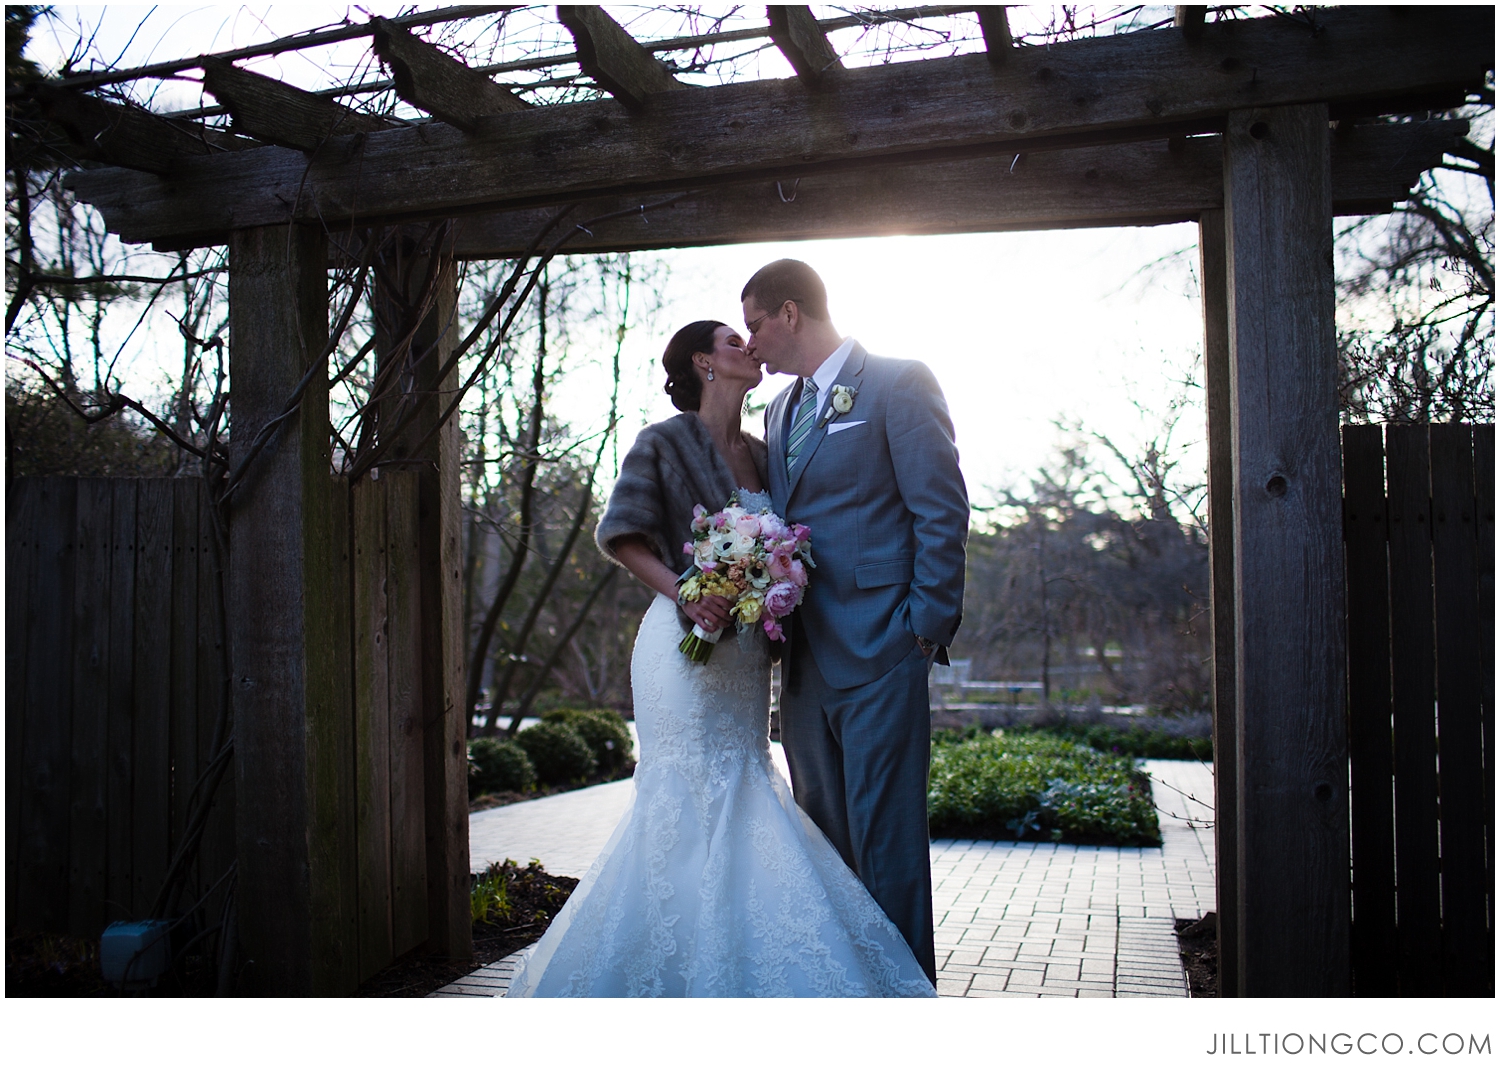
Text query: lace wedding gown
506 494 936 997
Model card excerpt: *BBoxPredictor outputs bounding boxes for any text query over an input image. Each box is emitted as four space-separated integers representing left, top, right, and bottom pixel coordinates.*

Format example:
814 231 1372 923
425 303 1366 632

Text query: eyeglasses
745 300 800 336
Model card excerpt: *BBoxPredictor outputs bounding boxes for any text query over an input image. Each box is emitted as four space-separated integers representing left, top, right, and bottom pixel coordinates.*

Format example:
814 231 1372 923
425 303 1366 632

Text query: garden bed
353 860 577 997
1175 913 1218 997
928 727 1162 846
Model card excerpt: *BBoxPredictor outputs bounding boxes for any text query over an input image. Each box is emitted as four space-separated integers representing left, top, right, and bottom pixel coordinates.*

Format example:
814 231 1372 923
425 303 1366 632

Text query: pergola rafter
769 5 846 88
558 5 687 109
29 4 1494 999
62 6 1491 250
202 59 397 153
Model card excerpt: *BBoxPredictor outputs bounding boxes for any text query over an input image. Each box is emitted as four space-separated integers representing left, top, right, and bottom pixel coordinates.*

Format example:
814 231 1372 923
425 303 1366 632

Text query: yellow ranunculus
733 594 764 624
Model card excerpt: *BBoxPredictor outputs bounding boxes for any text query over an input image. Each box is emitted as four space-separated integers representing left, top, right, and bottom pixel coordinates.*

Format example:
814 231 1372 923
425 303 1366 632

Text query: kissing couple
507 259 969 997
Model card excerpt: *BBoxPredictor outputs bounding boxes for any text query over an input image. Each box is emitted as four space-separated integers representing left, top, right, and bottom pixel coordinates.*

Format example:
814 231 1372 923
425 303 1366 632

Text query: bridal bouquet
676 494 813 663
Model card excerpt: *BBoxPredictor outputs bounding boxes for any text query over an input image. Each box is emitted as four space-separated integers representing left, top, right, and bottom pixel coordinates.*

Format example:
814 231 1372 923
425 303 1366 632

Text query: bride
506 321 936 997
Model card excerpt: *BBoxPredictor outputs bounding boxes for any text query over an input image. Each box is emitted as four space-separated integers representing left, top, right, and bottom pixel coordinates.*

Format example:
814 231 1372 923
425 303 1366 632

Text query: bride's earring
706 368 715 381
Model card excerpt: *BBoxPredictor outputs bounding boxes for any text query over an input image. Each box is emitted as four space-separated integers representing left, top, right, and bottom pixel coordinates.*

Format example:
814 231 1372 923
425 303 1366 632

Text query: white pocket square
825 420 866 434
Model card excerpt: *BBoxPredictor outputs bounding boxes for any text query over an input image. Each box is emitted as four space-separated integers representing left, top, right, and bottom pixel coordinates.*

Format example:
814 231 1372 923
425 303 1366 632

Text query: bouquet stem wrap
678 623 723 663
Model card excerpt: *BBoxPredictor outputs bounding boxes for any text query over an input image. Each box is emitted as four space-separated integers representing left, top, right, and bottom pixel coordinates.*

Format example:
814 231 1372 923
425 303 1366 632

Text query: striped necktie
785 377 819 477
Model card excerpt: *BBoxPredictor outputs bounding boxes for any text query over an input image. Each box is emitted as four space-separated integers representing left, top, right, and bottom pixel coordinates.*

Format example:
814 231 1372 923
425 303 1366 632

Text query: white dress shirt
806 337 855 422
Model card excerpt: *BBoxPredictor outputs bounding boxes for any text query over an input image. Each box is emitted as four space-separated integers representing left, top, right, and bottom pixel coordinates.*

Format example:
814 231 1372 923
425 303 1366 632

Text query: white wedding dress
507 493 936 997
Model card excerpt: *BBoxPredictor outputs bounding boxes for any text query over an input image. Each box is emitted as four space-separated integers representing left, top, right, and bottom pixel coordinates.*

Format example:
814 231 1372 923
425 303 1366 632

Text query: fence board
169 480 201 896
307 475 359 994
6 479 41 930
1428 424 1486 995
1473 425 1494 978
330 477 359 991
1384 426 1441 995
132 479 175 917
68 479 114 937
1342 425 1396 995
18 478 78 931
106 482 138 922
353 477 393 979
385 472 428 957
195 489 233 928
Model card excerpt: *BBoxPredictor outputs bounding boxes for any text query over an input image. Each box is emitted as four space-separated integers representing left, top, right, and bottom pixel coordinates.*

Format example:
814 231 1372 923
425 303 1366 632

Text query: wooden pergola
34 4 1493 995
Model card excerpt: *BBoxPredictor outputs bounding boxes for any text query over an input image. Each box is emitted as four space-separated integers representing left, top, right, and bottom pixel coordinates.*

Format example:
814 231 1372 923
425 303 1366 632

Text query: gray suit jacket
766 341 968 690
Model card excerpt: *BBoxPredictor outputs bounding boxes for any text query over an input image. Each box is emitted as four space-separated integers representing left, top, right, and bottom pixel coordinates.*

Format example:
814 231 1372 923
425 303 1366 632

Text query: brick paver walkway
435 752 1215 998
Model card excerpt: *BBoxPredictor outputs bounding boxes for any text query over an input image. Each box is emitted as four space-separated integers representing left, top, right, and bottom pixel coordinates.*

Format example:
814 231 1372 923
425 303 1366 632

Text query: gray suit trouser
779 631 937 984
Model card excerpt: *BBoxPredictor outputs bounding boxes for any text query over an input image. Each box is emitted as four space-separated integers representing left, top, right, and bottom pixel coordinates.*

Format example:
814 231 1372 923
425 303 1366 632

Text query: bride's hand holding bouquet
676 496 813 663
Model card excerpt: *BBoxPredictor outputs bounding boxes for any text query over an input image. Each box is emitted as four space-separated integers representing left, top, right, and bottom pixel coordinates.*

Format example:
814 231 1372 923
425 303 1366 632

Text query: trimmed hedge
514 722 596 786
928 729 1161 847
541 708 635 774
468 738 536 797
1041 723 1212 761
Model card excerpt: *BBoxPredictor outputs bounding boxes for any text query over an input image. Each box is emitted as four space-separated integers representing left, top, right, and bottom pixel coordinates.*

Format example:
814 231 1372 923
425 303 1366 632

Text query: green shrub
542 708 635 774
1042 723 1213 761
515 722 596 786
468 738 536 797
928 730 1161 846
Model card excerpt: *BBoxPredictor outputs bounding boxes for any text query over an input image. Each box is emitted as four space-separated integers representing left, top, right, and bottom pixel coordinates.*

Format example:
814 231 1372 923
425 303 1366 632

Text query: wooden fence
6 473 432 990
1344 423 1494 997
6 477 233 940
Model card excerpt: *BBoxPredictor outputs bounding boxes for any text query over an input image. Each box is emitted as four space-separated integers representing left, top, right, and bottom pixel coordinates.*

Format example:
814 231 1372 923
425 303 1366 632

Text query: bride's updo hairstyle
662 320 725 413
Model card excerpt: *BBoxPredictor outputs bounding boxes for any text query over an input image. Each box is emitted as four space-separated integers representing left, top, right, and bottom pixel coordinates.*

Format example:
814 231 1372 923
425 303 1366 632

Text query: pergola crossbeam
64 6 1493 249
203 60 395 153
768 5 845 88
371 17 528 131
424 121 1465 259
557 5 684 110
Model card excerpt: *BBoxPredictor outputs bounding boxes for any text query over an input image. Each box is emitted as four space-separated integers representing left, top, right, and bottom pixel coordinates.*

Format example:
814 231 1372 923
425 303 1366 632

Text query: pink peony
788 560 808 587
768 547 795 580
759 514 790 542
764 580 801 618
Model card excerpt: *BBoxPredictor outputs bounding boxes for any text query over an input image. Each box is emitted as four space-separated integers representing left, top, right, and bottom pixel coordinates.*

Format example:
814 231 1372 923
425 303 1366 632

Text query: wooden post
1197 208 1239 997
228 223 357 995
1223 103 1349 996
370 247 470 963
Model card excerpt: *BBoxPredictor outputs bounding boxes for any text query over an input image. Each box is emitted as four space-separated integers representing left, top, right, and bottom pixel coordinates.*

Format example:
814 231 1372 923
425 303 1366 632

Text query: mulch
1174 912 1218 997
6 932 110 997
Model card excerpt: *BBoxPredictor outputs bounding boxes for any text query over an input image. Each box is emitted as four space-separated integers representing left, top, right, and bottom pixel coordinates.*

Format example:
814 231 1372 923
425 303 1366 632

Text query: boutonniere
818 384 858 428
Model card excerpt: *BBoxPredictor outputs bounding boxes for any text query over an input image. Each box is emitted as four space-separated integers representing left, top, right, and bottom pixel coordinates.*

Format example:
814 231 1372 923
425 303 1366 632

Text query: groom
745 259 967 986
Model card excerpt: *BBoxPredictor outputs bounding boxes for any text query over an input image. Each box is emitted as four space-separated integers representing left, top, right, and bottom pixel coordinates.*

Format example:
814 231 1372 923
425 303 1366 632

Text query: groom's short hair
741 259 829 322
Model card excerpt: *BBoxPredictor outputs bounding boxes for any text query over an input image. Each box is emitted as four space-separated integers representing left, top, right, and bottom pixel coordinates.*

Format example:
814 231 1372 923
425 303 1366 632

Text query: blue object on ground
100 920 171 987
